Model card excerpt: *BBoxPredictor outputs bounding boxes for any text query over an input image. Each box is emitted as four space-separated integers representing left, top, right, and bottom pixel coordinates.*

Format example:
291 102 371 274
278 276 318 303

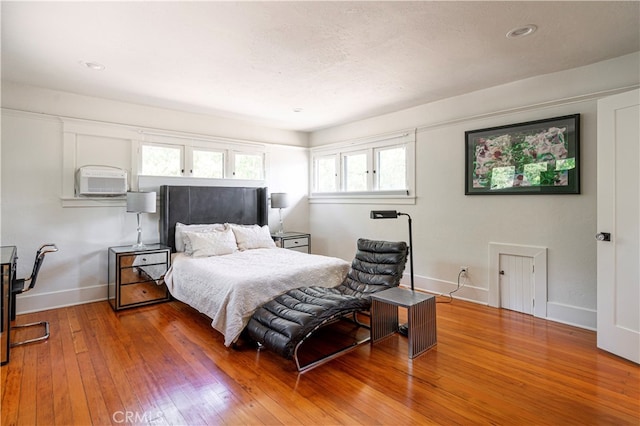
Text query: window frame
310 130 416 204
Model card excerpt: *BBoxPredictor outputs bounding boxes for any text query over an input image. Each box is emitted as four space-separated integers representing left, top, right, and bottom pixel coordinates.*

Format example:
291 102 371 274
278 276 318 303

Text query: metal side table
370 287 437 358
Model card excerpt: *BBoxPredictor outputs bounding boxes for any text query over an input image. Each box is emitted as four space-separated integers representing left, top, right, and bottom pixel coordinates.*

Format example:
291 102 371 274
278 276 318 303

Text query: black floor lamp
370 210 414 335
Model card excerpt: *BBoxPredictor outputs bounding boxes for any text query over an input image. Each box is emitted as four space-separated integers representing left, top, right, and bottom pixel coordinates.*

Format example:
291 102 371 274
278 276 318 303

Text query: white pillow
230 224 276 250
182 228 238 257
174 222 225 252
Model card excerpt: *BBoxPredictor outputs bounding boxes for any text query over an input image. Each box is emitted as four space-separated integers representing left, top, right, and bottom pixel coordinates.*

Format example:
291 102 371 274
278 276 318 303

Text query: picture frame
465 114 580 195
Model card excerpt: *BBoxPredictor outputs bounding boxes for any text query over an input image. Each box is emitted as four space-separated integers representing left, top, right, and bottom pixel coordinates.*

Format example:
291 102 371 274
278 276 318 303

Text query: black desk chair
11 243 58 347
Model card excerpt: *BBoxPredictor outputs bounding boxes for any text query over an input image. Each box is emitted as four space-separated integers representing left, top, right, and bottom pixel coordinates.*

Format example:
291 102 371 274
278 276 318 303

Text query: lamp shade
126 191 156 213
370 210 399 219
270 193 289 209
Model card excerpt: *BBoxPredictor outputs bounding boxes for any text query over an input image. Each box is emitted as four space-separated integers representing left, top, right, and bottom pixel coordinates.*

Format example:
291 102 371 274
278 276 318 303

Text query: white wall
1 85 309 314
309 53 640 330
266 144 310 233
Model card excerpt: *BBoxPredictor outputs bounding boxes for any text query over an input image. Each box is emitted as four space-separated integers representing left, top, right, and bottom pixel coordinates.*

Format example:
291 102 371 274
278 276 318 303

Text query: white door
596 89 640 364
499 254 534 315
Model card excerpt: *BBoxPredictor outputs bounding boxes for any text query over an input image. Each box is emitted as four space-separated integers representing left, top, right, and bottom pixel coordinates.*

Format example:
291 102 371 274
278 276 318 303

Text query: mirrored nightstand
108 244 171 311
271 232 311 254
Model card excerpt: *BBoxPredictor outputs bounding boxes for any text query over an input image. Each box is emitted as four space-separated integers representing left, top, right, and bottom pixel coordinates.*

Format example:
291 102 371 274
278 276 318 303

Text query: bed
159 185 350 346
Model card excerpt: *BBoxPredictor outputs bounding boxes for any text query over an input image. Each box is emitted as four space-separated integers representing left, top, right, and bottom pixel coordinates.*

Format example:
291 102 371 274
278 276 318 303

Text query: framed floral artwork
465 114 580 195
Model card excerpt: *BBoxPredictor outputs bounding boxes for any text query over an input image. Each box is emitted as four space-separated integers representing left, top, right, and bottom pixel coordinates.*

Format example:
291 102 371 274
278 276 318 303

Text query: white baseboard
14 284 107 315
546 301 596 331
401 272 489 304
401 272 595 331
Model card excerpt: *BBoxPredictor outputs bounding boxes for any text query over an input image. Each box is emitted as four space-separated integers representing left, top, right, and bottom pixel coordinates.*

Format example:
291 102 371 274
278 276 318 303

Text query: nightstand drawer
120 281 169 306
119 252 168 267
283 237 309 249
120 264 167 285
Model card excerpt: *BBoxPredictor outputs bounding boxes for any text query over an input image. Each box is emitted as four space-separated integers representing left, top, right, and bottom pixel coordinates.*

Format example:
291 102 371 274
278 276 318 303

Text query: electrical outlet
460 266 468 274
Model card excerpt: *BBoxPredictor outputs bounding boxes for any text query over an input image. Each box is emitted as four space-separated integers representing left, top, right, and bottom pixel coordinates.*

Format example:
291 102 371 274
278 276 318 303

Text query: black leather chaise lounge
246 238 408 372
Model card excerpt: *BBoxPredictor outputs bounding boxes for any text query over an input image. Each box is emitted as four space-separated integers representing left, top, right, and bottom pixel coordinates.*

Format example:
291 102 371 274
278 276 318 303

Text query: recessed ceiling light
506 24 537 39
293 108 303 113
79 61 105 71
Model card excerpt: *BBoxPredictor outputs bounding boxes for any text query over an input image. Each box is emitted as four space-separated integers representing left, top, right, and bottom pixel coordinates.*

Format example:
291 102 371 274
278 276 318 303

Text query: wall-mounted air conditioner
75 166 128 196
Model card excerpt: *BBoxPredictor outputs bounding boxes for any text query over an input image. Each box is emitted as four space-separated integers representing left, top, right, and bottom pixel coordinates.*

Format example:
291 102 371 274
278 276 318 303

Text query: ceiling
2 1 639 132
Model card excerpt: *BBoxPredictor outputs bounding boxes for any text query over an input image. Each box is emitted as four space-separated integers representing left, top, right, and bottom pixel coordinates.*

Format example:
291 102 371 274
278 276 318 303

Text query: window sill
61 196 126 208
138 175 265 192
309 192 415 205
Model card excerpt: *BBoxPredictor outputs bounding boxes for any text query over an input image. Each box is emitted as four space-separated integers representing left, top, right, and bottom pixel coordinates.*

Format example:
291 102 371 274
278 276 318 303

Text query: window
138 137 265 181
343 151 368 192
376 145 406 190
232 152 264 180
141 143 183 177
315 155 338 192
192 148 224 178
311 130 415 200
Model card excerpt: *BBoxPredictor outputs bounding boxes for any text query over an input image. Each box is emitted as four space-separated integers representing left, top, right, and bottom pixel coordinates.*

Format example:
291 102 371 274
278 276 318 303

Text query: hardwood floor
2 298 638 425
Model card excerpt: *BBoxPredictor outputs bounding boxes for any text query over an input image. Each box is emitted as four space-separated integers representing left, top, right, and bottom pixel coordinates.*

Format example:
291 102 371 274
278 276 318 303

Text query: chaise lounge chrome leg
351 311 371 328
292 311 371 373
11 320 50 347
294 335 370 373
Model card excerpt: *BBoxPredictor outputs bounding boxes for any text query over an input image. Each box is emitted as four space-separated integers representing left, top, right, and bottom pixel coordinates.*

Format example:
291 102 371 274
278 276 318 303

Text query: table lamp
126 191 156 249
270 193 289 235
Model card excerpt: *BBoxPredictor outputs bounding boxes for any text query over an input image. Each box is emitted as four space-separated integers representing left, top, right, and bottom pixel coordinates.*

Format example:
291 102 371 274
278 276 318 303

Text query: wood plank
15 325 38 426
56 307 93 426
1 329 25 426
31 318 54 425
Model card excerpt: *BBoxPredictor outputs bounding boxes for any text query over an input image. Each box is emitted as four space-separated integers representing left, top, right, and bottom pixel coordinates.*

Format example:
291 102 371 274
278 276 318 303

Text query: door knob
596 232 611 242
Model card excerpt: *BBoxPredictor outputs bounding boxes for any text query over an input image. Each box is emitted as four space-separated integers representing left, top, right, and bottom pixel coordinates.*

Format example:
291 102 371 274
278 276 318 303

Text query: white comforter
164 248 350 346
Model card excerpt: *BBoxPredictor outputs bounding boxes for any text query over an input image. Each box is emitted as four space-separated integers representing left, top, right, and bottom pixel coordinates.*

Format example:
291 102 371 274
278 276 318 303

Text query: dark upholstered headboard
159 185 268 252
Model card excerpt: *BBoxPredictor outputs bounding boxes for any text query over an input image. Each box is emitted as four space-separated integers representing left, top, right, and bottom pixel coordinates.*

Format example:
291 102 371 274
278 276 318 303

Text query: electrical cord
437 269 466 303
